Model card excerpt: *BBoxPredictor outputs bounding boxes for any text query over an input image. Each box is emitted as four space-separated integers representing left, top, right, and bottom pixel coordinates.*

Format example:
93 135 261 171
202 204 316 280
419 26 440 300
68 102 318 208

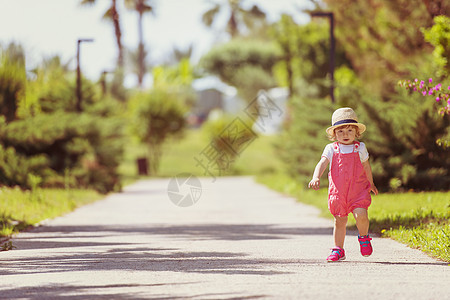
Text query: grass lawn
0 187 102 239
119 128 284 179
258 173 450 262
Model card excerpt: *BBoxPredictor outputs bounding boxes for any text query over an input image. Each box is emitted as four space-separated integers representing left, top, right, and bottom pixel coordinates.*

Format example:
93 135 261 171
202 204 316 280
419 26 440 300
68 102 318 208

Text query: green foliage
0 144 50 188
153 58 194 89
199 39 281 101
269 15 351 99
128 89 187 175
24 56 77 114
201 0 267 38
1 112 124 193
0 42 125 194
0 43 26 122
277 96 334 186
322 0 438 97
422 15 450 77
359 88 449 191
274 1 450 192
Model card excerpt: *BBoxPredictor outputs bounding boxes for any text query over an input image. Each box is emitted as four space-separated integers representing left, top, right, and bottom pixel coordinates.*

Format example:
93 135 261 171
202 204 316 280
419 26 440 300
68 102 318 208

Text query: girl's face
335 126 357 145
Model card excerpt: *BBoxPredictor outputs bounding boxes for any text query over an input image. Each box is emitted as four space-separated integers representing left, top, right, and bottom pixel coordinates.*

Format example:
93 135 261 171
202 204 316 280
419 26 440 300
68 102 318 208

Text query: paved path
0 177 448 299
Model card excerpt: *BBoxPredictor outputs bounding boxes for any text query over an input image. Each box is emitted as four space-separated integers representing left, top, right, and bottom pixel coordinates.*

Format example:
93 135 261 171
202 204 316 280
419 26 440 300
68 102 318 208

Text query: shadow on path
20 223 334 243
1 246 321 276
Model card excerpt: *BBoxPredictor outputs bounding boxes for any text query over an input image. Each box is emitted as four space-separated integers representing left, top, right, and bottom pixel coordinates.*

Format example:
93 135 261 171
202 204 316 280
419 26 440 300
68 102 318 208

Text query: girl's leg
333 215 348 248
353 208 369 236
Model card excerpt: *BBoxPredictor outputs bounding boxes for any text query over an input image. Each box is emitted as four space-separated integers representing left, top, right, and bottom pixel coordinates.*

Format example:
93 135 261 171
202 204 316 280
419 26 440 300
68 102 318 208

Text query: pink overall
328 142 371 217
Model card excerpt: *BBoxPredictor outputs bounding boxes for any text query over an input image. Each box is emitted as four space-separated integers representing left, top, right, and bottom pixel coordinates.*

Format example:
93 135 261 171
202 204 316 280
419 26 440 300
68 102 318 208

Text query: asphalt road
0 177 448 299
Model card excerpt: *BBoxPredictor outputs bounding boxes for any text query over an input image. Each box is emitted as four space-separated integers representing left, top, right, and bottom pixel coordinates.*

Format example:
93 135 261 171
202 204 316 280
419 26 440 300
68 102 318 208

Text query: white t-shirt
321 142 369 169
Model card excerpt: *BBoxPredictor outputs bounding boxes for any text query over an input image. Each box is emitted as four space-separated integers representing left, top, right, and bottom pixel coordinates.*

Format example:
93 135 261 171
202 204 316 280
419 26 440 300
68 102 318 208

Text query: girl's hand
308 178 320 190
370 184 379 195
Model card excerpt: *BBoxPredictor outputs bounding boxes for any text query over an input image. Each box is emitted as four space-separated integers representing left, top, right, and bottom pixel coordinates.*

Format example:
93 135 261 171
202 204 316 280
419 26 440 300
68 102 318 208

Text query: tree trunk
111 0 124 68
138 3 145 88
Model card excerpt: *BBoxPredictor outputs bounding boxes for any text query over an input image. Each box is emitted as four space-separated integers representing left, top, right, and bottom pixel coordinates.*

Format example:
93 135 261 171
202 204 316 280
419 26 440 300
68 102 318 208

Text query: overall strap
353 141 360 153
333 142 340 153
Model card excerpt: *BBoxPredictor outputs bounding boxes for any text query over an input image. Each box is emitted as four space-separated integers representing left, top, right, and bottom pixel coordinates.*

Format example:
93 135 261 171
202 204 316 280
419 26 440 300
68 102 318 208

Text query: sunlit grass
0 187 102 237
120 128 285 179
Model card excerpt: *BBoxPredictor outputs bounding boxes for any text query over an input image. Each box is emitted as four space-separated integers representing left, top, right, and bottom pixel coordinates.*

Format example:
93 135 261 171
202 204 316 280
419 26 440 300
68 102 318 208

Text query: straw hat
326 107 366 136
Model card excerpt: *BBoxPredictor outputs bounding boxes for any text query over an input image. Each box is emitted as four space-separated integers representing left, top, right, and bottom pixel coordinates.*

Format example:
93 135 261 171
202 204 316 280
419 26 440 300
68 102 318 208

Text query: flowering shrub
399 78 450 148
399 78 450 116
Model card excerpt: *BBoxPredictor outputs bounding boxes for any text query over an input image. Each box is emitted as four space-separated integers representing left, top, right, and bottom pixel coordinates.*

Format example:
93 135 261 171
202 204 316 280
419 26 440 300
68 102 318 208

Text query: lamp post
310 12 335 103
100 70 113 96
76 38 94 112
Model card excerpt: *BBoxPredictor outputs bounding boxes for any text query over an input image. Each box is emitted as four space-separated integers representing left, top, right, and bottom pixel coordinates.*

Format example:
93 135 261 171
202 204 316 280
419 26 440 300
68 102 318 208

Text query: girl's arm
308 156 329 190
362 160 378 195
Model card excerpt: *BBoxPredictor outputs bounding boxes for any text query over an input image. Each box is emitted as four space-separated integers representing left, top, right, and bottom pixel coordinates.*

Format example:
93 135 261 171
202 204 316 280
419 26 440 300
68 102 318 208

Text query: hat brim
326 123 366 136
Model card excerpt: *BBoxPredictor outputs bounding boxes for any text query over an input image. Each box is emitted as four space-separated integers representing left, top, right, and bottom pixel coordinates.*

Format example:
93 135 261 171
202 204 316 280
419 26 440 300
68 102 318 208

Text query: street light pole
310 12 335 103
100 70 113 96
76 38 94 112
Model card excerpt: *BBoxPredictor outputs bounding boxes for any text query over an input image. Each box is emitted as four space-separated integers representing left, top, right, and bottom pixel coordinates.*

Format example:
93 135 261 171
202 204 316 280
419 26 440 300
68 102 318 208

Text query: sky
0 0 313 87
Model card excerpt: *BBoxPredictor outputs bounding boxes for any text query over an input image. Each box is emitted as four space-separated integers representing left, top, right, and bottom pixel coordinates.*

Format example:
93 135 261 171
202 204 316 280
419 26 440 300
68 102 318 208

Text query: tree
281 0 450 191
128 89 187 175
202 0 266 38
199 39 281 101
171 44 194 64
422 15 450 77
320 0 449 98
81 0 124 68
125 0 154 88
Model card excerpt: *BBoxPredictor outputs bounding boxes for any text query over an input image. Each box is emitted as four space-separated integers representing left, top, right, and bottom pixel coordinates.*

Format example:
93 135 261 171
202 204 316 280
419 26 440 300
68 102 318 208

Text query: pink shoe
327 247 346 262
358 235 373 257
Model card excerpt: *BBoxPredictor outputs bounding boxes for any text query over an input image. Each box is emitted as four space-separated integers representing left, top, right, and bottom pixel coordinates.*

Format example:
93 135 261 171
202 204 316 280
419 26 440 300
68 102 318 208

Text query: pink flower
436 97 440 102
422 91 427 96
428 90 433 95
414 78 418 82
429 78 433 83
413 87 417 91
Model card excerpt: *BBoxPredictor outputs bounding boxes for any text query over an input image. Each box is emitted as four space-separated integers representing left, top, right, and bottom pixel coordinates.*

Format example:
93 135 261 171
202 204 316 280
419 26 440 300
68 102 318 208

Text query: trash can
136 157 148 176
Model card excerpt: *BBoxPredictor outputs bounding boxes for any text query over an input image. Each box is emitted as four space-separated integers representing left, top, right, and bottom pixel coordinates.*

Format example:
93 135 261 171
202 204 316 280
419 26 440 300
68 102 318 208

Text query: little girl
308 107 378 262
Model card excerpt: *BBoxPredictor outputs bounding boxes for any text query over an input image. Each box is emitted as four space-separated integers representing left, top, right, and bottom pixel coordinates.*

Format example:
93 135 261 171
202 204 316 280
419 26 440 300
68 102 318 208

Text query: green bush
277 97 334 186
0 43 26 122
358 89 450 191
128 89 187 175
1 112 123 193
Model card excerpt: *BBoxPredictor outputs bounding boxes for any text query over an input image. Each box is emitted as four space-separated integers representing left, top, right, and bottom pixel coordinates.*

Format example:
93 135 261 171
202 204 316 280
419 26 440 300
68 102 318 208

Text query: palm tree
81 0 124 68
171 44 194 64
202 0 266 38
124 0 154 88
